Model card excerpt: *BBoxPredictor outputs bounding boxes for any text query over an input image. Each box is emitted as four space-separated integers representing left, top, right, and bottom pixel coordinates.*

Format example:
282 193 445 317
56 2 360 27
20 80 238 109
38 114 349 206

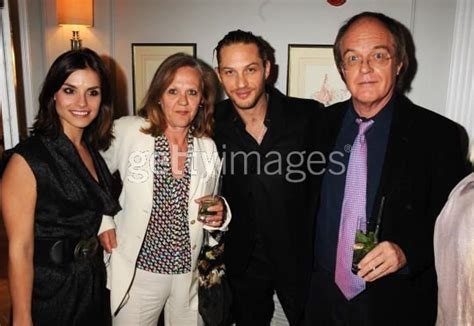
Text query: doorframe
0 0 20 149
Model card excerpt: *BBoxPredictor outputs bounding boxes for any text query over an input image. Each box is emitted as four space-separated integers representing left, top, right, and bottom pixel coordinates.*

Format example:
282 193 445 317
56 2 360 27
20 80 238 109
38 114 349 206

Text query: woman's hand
195 195 226 228
99 229 117 253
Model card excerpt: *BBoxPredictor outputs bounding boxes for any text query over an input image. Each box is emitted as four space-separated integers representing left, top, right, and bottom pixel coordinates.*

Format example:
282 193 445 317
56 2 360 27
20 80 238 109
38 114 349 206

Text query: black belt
34 236 100 265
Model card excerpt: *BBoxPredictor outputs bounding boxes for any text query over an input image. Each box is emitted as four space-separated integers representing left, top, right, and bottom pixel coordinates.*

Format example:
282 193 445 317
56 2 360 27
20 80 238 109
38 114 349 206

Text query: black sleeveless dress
6 133 120 325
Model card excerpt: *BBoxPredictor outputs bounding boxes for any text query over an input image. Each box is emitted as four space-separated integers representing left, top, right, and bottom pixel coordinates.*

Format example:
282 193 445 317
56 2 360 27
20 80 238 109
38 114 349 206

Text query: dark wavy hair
214 29 268 66
137 53 217 138
32 48 114 150
333 12 412 94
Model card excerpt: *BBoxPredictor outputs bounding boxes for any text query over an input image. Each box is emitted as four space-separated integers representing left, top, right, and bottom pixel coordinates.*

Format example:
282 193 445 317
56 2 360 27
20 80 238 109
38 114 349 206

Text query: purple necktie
335 118 374 300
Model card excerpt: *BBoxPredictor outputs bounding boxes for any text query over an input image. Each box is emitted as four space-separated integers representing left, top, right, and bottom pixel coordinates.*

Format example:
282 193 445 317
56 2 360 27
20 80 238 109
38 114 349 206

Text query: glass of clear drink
197 196 220 223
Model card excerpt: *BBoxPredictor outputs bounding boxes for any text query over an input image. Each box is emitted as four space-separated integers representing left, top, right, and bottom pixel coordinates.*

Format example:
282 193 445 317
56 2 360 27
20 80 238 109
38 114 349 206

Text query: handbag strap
202 228 210 246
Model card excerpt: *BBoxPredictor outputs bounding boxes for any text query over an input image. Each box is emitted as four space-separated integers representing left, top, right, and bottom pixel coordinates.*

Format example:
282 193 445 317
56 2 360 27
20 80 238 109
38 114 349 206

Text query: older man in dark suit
304 12 471 326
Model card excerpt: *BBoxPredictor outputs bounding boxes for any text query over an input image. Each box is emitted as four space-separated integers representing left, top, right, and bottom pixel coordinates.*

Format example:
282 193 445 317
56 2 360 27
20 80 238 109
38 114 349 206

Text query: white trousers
113 268 203 326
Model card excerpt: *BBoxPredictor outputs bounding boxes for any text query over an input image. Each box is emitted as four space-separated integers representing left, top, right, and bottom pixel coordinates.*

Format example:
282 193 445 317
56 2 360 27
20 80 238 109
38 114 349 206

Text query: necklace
245 121 267 145
242 101 268 144
255 123 267 144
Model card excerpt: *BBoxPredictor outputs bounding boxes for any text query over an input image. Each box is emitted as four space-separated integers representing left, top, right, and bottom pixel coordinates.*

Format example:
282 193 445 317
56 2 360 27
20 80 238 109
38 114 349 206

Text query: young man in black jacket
213 30 322 326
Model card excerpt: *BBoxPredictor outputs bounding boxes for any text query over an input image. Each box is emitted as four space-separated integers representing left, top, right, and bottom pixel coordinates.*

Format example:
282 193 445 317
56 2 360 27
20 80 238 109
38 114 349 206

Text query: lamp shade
57 0 93 26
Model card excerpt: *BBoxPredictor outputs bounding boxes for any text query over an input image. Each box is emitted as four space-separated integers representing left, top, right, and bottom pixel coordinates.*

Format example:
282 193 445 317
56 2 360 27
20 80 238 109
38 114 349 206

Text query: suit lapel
217 101 249 152
308 100 348 218
325 100 349 154
189 137 202 201
143 132 155 216
259 90 286 154
372 95 415 220
189 138 221 200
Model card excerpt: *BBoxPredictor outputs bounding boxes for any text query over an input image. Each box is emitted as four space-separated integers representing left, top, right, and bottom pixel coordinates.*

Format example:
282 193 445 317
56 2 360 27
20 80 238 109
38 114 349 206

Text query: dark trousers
303 268 436 326
228 271 296 326
302 268 372 326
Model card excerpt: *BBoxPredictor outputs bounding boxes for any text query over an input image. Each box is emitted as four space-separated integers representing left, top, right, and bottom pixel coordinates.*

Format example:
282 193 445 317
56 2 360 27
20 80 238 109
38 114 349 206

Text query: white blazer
98 116 231 315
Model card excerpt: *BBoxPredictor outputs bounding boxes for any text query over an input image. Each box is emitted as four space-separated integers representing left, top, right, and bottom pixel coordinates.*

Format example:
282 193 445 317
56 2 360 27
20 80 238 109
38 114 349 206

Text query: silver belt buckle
74 237 99 260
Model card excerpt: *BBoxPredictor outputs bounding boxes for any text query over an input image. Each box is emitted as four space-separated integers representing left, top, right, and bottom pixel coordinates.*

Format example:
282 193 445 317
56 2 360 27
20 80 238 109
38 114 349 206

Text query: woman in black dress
1 48 120 325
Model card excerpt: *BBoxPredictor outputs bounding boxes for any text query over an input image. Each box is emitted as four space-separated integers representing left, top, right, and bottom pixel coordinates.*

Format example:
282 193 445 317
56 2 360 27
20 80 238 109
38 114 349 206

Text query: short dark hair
333 12 410 93
137 53 218 138
33 48 114 150
214 29 268 66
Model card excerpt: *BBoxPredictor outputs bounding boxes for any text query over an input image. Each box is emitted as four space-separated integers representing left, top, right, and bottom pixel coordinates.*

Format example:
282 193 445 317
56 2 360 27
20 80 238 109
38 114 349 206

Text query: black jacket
310 94 471 325
213 87 321 324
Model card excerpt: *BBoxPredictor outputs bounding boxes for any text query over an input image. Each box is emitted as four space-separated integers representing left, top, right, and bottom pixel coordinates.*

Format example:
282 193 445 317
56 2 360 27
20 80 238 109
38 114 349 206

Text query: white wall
410 0 457 113
29 0 456 120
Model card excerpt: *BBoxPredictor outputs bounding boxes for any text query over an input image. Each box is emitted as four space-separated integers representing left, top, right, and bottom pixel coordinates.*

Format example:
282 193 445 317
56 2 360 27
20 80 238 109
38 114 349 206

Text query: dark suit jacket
312 94 470 325
213 87 321 324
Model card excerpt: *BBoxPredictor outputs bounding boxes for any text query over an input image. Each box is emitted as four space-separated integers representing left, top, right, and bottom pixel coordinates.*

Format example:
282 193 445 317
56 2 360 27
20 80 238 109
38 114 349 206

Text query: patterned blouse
136 132 193 274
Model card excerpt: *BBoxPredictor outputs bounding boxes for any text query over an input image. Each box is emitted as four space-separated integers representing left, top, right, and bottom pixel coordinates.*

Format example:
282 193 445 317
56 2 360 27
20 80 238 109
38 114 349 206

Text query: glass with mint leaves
352 197 385 274
351 220 378 274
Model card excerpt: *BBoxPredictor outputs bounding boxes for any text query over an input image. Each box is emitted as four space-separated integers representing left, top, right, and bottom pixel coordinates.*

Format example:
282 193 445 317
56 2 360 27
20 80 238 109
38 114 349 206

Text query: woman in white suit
98 53 230 325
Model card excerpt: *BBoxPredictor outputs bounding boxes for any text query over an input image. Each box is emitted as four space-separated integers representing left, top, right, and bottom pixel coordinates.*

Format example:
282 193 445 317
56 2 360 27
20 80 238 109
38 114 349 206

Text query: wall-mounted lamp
56 0 94 50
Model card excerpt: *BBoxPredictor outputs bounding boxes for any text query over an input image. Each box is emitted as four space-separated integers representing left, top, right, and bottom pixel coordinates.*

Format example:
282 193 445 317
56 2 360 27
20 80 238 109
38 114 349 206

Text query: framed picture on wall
132 43 197 112
287 44 350 106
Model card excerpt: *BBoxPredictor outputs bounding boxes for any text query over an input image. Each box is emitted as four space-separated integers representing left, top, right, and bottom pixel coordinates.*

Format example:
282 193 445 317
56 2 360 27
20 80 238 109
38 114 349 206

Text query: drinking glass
352 217 378 274
197 196 220 223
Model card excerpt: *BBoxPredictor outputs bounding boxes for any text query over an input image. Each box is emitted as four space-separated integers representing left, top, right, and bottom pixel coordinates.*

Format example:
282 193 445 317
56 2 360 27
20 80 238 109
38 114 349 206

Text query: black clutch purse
197 229 232 326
